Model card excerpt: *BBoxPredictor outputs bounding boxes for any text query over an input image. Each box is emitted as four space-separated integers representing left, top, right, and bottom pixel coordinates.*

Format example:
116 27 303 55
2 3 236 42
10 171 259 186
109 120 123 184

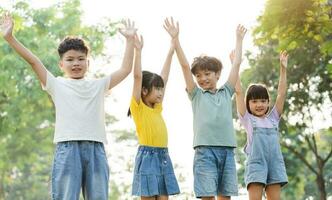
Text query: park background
0 0 332 199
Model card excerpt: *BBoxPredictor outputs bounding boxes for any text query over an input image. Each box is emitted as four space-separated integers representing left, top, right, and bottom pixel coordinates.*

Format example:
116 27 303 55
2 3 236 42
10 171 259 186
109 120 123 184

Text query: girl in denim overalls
233 51 288 199
128 18 180 200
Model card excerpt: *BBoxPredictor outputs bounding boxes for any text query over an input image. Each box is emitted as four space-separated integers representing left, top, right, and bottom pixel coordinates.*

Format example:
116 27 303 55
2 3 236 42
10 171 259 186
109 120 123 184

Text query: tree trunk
316 167 327 200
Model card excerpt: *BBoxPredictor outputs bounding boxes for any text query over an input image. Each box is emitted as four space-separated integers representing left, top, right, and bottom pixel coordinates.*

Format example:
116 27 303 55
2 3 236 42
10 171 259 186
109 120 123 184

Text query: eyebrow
65 55 86 59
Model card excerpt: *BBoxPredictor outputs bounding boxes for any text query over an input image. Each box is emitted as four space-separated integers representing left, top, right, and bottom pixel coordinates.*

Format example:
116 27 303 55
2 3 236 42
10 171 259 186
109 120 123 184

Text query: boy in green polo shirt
164 18 246 199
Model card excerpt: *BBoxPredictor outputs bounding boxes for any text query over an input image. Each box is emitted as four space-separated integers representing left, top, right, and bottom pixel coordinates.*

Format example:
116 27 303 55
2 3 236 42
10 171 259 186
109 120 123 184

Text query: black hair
191 55 223 75
245 83 270 114
58 36 89 58
127 71 164 117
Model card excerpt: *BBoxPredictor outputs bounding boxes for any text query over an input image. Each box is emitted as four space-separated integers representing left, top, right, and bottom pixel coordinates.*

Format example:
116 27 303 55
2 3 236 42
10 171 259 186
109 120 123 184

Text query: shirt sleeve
101 75 111 93
187 86 199 101
269 106 281 122
224 82 235 96
42 71 56 96
130 97 140 119
238 110 251 131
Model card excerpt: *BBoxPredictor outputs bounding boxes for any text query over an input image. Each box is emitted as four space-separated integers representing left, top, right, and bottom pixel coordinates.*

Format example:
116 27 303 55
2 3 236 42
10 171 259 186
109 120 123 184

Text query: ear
58 60 64 71
142 88 148 96
87 59 90 71
216 71 221 80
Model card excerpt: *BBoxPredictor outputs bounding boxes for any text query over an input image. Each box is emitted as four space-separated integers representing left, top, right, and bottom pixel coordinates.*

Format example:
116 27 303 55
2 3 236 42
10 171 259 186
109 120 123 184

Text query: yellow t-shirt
130 97 168 147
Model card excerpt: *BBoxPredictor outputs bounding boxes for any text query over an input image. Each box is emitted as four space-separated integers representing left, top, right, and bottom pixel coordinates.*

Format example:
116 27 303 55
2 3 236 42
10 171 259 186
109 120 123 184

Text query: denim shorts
51 141 109 200
193 146 238 198
132 146 180 196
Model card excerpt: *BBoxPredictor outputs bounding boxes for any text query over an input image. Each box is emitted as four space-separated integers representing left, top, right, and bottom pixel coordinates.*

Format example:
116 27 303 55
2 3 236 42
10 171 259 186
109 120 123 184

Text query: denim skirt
132 146 180 196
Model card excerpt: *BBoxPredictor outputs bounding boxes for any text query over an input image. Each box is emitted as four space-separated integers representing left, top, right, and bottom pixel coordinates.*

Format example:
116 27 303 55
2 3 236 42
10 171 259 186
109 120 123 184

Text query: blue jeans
51 141 109 200
193 146 238 198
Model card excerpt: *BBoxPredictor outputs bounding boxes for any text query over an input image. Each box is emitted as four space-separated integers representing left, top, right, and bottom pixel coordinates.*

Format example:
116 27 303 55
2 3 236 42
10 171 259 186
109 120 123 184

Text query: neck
142 99 155 108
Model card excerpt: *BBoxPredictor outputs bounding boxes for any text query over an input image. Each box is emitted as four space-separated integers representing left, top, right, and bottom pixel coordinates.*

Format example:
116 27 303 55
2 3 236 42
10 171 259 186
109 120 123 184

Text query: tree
241 0 332 199
0 1 117 199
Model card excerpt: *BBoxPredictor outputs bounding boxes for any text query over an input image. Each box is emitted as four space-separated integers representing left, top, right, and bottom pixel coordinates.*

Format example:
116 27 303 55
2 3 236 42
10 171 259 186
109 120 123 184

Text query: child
233 51 288 200
0 13 136 199
129 20 180 199
164 17 247 199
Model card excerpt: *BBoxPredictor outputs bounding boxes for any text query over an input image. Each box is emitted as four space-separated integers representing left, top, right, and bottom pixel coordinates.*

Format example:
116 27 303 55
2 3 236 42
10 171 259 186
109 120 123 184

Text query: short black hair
191 55 222 75
58 36 89 58
245 84 270 114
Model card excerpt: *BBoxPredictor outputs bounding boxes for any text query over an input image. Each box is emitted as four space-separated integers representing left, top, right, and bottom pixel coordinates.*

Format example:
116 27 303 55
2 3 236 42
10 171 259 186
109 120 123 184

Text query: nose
73 59 80 66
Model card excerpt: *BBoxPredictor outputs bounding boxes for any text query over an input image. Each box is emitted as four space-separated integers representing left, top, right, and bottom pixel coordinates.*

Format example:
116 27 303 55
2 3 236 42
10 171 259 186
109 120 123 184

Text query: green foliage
0 0 117 199
240 0 332 198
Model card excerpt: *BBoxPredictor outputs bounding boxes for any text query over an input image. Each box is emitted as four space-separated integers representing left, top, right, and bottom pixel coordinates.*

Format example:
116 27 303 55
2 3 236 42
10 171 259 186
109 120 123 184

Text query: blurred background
0 0 331 199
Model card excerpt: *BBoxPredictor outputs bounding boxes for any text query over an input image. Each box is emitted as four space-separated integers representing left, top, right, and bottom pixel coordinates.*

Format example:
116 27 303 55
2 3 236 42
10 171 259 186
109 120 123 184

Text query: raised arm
227 24 247 87
1 13 47 86
230 50 246 116
132 34 143 103
164 17 196 93
108 19 136 90
160 39 175 87
275 51 288 116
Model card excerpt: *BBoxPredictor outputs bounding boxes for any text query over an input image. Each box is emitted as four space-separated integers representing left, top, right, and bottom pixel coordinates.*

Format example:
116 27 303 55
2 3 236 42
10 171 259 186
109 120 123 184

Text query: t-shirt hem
193 144 237 149
54 138 107 144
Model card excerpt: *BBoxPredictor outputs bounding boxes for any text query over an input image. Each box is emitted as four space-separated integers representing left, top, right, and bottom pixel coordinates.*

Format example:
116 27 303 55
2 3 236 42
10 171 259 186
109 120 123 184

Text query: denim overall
244 116 288 188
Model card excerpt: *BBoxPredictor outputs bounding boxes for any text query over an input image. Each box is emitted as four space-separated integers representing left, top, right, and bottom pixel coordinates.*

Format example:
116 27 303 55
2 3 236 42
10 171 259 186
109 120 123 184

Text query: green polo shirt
188 82 237 148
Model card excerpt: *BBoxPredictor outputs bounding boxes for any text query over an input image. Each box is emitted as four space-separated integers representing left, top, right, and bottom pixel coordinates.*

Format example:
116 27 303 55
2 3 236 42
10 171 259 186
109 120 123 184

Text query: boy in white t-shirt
1 13 136 199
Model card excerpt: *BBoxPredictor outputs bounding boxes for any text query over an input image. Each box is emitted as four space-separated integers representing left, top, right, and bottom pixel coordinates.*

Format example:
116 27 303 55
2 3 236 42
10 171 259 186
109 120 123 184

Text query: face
248 99 269 117
59 50 89 79
142 86 164 106
194 69 220 91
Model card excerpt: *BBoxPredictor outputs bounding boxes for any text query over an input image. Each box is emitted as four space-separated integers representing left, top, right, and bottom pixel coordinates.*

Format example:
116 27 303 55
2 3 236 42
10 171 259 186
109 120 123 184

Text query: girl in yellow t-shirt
129 18 180 199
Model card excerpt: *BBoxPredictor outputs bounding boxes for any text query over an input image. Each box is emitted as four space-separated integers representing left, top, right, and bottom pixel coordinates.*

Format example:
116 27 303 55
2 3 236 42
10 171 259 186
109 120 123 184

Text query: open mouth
72 68 82 73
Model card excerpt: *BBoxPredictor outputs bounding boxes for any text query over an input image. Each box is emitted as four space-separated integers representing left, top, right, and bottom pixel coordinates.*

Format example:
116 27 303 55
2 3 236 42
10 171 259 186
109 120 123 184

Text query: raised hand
134 34 143 50
0 12 14 39
163 17 179 39
236 24 247 41
119 19 137 39
229 50 235 64
280 51 288 68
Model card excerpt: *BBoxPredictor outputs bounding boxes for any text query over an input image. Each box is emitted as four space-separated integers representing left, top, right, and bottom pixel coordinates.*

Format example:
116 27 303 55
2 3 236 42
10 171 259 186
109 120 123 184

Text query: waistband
138 145 168 153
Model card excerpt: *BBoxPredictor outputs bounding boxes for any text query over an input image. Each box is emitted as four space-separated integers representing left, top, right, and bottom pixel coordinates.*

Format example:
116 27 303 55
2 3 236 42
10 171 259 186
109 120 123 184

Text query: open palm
163 17 179 38
119 19 137 39
0 13 13 38
280 51 288 68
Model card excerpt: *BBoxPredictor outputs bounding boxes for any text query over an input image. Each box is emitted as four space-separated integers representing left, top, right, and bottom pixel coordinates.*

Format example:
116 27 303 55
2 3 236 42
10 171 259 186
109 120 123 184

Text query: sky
78 0 267 198
2 0 267 198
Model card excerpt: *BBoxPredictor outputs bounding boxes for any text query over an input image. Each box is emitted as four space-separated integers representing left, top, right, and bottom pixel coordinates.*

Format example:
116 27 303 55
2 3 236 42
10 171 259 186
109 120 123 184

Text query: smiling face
245 84 270 117
142 86 164 106
190 56 222 91
59 50 89 79
194 69 220 91
248 98 269 117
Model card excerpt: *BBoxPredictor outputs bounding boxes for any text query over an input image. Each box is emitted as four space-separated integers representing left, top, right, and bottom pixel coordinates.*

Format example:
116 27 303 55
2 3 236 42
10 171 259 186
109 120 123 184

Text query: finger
140 35 144 45
163 24 168 31
164 18 170 27
118 28 124 36
121 19 127 28
171 17 174 26
127 19 132 28
176 21 179 31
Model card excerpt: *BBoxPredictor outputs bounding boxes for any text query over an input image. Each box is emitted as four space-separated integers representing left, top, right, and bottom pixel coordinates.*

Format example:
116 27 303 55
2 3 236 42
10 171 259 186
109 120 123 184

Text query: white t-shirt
43 72 111 143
